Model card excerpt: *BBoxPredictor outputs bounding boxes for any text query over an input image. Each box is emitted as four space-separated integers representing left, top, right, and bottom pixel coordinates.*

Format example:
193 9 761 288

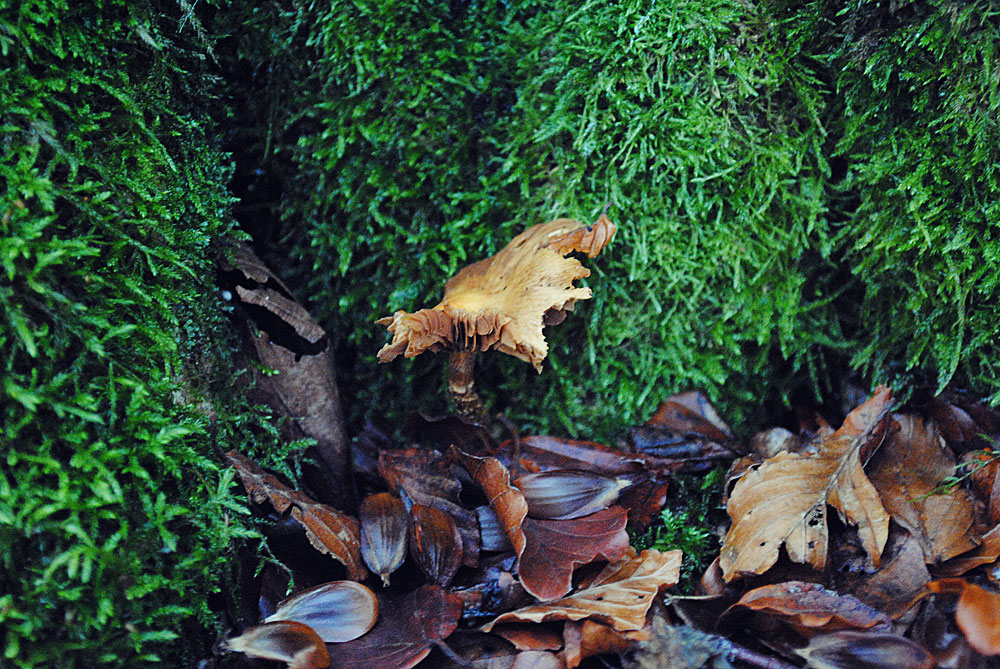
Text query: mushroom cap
376 214 616 371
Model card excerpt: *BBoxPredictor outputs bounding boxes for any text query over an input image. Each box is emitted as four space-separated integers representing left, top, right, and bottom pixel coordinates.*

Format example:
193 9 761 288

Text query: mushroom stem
448 350 486 423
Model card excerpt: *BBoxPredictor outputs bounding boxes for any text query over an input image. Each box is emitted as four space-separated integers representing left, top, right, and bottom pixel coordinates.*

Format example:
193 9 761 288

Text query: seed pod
359 493 409 586
224 620 330 668
515 470 630 520
409 503 463 587
476 505 513 552
265 581 378 643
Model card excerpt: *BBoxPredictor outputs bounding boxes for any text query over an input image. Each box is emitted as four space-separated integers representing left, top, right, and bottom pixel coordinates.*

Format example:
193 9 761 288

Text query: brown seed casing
515 470 630 520
409 503 463 587
359 493 409 587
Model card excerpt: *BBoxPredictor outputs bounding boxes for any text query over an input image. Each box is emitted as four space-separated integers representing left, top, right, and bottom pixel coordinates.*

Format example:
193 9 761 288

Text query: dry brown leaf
453 447 630 601
561 620 649 669
518 509 631 601
325 585 463 669
839 529 930 619
867 415 978 563
451 449 528 559
719 387 893 581
224 620 330 669
725 581 891 636
482 549 681 632
926 579 1000 656
227 451 367 581
939 524 1000 576
491 624 564 651
235 285 326 344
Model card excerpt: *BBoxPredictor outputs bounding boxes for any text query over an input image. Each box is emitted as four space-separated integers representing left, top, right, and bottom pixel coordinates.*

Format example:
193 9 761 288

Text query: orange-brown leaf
561 620 649 669
927 579 1000 656
719 388 893 581
227 451 367 581
483 549 681 632
727 582 891 636
866 415 978 563
518 509 631 601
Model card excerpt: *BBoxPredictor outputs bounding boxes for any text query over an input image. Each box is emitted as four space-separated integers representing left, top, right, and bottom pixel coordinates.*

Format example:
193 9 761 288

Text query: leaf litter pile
214 221 1000 668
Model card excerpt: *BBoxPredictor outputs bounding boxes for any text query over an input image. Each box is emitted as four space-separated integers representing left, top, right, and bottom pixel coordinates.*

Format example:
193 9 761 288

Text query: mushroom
376 211 616 422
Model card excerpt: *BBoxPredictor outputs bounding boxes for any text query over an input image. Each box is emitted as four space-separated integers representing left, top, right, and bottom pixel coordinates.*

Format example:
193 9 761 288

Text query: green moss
0 1 271 665
227 0 999 442
632 470 724 591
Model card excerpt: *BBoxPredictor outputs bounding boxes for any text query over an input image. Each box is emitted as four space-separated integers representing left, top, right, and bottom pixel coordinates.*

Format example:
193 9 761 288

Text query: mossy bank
2 0 998 665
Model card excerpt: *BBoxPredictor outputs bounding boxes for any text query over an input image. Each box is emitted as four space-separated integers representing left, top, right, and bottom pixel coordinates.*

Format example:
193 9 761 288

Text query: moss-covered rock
228 0 999 441
0 1 264 665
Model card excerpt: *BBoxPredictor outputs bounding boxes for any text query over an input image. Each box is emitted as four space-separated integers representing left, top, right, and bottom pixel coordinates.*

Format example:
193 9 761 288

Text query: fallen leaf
866 415 978 563
518 509 632 601
379 448 480 567
227 451 367 581
224 243 350 509
409 503 463 587
630 391 736 468
939 524 1000 576
724 581 891 636
360 493 409 586
561 620 649 669
793 630 935 669
492 435 664 477
266 581 378 643
839 529 930 618
927 578 1000 656
224 620 330 669
512 650 565 668
483 549 681 632
968 451 1000 526
450 449 528 560
325 585 463 669
491 624 564 651
453 448 630 601
719 387 893 581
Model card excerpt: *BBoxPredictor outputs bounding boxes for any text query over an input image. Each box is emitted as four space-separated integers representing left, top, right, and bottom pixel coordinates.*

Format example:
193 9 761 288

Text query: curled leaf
360 493 409 586
725 582 891 636
483 549 680 632
719 387 893 581
227 451 367 581
224 621 330 669
409 503 464 587
515 470 629 520
265 581 378 643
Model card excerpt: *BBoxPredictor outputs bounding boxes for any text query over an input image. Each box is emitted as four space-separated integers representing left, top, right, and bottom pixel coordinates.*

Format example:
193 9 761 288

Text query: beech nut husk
359 493 409 587
409 503 463 587
514 470 630 520
264 581 378 644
